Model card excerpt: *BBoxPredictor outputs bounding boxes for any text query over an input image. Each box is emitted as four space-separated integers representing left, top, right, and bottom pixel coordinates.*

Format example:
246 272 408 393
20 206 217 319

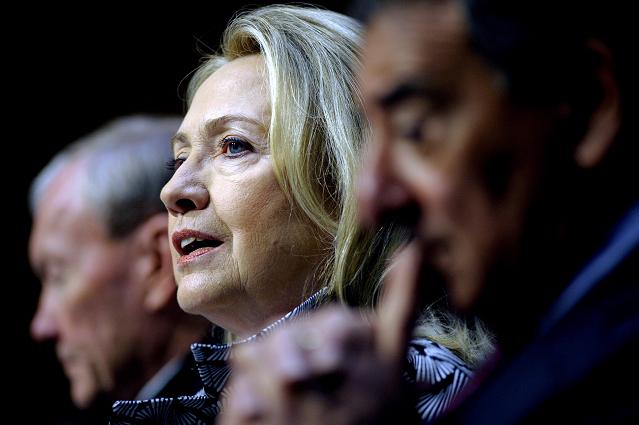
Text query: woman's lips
177 246 220 265
171 229 224 265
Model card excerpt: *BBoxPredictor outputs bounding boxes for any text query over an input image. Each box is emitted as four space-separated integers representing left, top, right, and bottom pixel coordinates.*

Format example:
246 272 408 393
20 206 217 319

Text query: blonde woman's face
161 55 322 337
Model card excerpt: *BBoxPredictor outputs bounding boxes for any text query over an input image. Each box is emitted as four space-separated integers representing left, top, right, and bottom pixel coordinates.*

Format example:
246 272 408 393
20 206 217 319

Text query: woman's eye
220 137 253 157
166 158 185 174
228 141 245 154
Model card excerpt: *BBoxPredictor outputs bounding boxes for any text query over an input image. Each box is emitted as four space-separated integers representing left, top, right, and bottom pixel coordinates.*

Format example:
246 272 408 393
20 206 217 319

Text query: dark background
11 2 357 422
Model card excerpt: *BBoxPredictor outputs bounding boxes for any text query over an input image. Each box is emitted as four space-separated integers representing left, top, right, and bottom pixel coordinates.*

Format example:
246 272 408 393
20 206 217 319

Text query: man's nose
31 291 59 342
357 139 414 228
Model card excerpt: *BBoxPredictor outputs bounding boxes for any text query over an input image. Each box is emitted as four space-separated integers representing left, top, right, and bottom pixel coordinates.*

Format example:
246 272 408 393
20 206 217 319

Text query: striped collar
191 286 330 396
111 287 331 424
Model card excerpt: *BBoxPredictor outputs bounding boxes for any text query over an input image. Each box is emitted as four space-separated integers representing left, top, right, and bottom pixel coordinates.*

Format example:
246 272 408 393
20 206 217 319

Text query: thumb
376 242 424 361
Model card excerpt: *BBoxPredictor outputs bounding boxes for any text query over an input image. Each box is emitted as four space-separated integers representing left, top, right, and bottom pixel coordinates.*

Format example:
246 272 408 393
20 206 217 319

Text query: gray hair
30 115 181 238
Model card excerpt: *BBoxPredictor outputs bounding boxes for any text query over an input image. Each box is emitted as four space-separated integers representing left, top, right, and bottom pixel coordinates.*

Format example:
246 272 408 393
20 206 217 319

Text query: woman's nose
161 164 210 215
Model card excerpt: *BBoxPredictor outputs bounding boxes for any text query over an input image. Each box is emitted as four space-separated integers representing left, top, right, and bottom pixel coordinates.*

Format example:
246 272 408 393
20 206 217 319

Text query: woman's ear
131 213 176 313
574 40 621 168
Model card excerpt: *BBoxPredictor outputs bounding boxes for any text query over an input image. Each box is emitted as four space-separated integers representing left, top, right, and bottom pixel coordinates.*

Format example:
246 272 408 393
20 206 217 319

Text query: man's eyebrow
378 80 441 109
170 114 267 149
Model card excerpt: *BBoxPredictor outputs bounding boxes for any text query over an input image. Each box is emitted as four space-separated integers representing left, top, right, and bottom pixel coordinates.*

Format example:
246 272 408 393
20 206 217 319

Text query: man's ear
131 213 176 313
574 40 621 168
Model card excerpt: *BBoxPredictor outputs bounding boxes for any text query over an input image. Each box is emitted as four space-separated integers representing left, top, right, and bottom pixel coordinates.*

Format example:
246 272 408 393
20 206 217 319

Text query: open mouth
179 237 223 255
173 230 223 257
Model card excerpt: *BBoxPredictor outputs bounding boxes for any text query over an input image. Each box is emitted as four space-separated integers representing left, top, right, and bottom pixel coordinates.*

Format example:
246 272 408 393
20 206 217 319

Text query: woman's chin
176 277 214 316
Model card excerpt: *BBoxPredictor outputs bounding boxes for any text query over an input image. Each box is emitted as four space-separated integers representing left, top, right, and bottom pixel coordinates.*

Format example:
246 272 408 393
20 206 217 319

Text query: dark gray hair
30 115 181 238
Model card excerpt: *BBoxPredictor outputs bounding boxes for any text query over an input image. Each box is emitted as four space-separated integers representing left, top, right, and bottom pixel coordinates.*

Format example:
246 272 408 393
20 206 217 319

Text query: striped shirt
111 288 472 424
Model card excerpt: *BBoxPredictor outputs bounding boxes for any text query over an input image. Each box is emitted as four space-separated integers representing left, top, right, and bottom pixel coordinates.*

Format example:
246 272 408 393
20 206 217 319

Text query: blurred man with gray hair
29 116 208 421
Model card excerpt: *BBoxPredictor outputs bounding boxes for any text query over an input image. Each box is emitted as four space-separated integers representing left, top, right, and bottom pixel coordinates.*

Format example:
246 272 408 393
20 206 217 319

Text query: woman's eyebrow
171 114 267 150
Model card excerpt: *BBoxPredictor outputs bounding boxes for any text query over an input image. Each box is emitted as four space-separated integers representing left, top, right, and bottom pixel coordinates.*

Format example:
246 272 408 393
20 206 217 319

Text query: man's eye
391 105 429 143
44 269 67 288
401 121 425 142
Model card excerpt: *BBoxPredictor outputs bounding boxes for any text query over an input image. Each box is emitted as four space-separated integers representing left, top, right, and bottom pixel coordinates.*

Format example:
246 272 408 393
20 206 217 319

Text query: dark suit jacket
441 204 639 424
147 350 202 400
51 349 202 425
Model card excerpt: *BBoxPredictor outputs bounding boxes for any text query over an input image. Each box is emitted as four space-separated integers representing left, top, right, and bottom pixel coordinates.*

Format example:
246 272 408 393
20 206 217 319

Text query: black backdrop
10 2 352 422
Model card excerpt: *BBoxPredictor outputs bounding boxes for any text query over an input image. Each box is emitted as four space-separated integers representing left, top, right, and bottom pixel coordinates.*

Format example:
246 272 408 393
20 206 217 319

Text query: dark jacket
441 203 639 424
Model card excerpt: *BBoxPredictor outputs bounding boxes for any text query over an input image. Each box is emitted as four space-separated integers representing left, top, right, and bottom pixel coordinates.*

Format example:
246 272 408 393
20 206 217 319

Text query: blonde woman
111 5 490 424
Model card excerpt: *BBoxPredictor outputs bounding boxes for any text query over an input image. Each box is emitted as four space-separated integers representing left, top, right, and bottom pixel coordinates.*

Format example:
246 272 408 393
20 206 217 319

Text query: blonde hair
414 309 495 368
188 4 493 362
188 5 398 307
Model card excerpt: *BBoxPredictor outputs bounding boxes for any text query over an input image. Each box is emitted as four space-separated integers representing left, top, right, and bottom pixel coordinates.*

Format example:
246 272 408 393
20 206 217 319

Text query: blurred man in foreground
220 0 638 423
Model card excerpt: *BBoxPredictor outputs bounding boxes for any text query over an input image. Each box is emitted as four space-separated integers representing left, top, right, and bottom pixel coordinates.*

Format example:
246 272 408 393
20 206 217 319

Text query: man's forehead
37 159 87 209
362 2 468 94
32 163 105 249
368 2 466 45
